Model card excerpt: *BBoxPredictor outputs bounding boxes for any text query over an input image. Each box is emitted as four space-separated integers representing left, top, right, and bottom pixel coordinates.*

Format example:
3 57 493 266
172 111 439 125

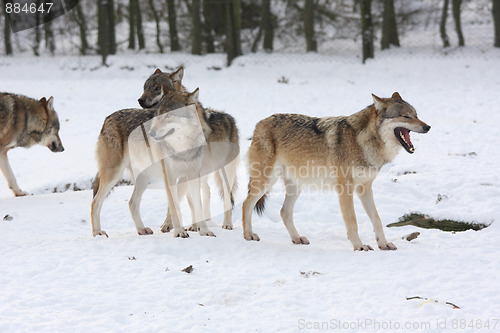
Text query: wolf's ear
46 96 54 110
372 94 386 113
187 88 199 104
154 68 163 75
171 66 184 82
161 82 171 96
39 97 47 105
391 92 402 100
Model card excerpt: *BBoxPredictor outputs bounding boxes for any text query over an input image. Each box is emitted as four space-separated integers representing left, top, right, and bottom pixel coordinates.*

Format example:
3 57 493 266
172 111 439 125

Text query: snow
1 51 500 332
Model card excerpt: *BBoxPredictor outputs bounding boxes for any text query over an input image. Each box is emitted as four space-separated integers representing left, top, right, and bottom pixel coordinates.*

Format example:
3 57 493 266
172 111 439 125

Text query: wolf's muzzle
49 141 64 152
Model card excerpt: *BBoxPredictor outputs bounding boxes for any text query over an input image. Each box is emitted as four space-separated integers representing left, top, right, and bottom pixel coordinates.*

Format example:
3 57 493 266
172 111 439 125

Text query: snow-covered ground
0 51 499 332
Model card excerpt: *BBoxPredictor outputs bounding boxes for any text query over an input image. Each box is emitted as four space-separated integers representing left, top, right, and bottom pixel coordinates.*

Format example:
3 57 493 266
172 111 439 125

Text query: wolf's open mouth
394 127 415 154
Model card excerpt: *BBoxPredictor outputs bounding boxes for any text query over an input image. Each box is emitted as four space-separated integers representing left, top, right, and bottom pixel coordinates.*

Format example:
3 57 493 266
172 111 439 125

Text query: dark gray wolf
242 92 431 251
91 86 215 238
139 67 240 231
0 93 64 196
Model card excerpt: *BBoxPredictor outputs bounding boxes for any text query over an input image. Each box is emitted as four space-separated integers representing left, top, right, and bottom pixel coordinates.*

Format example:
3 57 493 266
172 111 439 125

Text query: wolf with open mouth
242 92 430 251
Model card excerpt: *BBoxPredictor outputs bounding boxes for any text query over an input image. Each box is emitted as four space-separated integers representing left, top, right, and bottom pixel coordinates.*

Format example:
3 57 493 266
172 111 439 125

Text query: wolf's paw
174 228 189 238
199 230 216 237
138 228 153 235
187 225 197 232
160 222 173 233
378 242 397 250
14 190 29 197
292 236 310 245
354 244 374 251
93 230 109 238
222 223 233 230
244 232 260 241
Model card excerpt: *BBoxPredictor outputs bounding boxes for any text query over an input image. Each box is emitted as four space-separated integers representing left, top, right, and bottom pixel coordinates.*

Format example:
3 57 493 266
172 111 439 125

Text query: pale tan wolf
91 86 215 238
139 67 240 232
242 92 431 251
0 93 64 196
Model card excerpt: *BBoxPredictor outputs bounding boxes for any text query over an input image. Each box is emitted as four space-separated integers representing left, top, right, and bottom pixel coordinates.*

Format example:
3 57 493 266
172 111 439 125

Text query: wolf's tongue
402 128 413 147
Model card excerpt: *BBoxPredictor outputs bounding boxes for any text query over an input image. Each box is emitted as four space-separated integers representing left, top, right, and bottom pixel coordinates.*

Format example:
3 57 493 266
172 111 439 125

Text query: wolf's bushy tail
254 193 267 216
217 175 238 207
92 173 100 198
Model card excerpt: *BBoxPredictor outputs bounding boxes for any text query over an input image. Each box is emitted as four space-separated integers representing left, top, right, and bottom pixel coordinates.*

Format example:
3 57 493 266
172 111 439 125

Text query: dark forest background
2 0 499 65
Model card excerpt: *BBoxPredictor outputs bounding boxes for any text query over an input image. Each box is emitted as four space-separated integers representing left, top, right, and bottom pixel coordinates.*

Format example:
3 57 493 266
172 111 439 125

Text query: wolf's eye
403 116 410 119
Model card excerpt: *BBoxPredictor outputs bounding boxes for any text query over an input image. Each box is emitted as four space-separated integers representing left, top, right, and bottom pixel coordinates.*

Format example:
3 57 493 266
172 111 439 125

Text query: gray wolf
242 92 431 251
139 67 240 232
91 85 214 238
0 93 64 196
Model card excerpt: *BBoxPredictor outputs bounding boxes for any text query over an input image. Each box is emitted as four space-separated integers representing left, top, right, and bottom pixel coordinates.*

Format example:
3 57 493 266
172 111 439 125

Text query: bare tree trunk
381 0 399 50
3 1 13 55
108 0 116 54
148 0 163 53
128 0 144 50
233 0 242 56
44 16 55 55
262 0 274 52
361 0 374 63
304 0 317 52
452 0 464 46
203 0 214 53
98 0 116 64
33 0 41 56
73 1 88 55
493 0 500 47
440 0 450 48
191 0 202 54
251 26 262 53
128 0 136 49
135 0 145 49
167 0 181 51
226 0 242 66
252 0 273 53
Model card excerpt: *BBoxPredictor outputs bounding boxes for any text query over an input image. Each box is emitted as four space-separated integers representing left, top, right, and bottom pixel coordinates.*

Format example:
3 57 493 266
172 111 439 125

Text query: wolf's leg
201 175 212 226
160 208 173 233
242 168 278 242
128 172 153 235
337 182 373 251
161 183 188 232
184 181 201 231
91 165 126 237
0 149 28 196
163 171 189 238
281 179 308 244
188 176 215 237
219 158 238 230
356 183 397 250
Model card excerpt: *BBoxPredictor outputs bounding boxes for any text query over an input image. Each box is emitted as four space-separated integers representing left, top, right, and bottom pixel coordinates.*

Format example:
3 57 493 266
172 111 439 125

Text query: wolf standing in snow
139 67 240 232
0 93 64 196
91 86 214 238
242 92 430 251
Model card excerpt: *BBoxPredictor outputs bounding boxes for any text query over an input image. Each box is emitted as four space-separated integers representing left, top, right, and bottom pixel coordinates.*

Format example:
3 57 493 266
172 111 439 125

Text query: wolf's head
148 87 205 160
39 96 64 153
148 84 200 140
138 67 184 108
374 92 430 154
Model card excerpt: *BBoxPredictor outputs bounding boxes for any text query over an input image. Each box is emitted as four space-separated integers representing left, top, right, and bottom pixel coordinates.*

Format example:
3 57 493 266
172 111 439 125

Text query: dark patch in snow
388 213 489 232
182 265 194 273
